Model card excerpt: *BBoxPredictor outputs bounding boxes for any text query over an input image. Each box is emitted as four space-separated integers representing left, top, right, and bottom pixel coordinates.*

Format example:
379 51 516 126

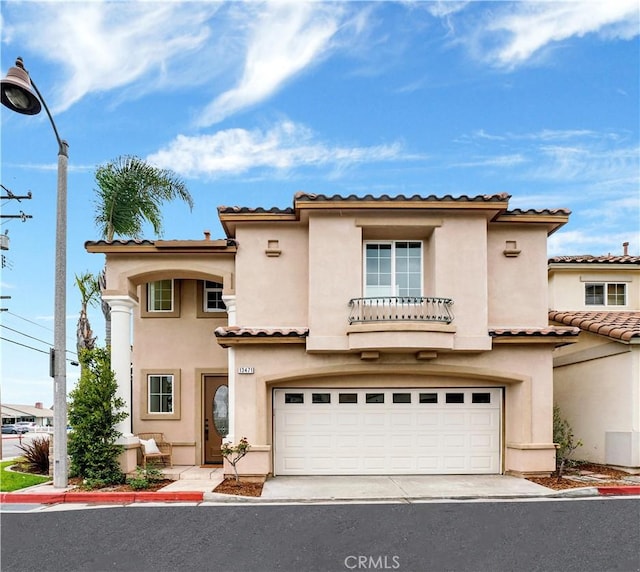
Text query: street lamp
1 57 69 488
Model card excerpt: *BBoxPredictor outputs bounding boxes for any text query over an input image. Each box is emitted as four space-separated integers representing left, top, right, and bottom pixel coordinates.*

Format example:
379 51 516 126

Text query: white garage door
273 388 501 475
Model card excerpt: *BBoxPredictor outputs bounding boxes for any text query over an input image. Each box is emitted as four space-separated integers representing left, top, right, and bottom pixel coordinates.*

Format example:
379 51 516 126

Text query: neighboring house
548 249 640 469
1 402 53 427
86 192 578 478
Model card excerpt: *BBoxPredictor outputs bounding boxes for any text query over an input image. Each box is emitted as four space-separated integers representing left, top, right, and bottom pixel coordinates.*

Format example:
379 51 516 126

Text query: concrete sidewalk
2 469 639 505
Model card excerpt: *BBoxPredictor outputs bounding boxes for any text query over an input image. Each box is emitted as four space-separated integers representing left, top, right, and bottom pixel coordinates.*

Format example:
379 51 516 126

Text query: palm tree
93 155 194 345
94 155 194 241
75 271 100 354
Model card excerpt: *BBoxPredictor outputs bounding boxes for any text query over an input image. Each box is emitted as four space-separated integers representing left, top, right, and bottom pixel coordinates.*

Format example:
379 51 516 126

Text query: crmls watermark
344 555 401 570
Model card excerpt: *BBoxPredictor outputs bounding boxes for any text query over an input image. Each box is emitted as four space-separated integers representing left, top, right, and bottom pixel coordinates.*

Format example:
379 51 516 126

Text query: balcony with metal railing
348 296 454 325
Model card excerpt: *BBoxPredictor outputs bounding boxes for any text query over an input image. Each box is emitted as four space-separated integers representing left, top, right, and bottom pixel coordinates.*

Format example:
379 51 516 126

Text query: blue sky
1 0 638 406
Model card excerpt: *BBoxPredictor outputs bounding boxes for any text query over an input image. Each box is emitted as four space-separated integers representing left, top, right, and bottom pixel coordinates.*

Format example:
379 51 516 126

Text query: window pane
446 393 464 404
149 374 174 413
393 393 411 404
339 393 357 404
472 393 491 404
607 283 626 305
366 393 384 403
312 393 331 404
585 284 604 305
284 393 304 404
419 393 438 404
148 280 173 311
204 281 226 311
213 385 229 437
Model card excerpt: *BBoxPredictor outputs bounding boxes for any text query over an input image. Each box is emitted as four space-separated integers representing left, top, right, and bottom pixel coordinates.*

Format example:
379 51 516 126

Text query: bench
136 432 173 468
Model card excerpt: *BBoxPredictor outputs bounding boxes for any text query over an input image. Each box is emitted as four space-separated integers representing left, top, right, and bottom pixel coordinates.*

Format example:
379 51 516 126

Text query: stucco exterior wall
553 332 639 466
548 266 639 310
488 226 549 327
234 224 308 327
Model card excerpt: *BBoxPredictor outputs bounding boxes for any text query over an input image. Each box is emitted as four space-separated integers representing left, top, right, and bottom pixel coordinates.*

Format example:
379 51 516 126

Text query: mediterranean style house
548 248 640 469
86 192 579 478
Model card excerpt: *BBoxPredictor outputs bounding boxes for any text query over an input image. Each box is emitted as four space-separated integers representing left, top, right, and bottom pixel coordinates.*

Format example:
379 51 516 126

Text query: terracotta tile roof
548 311 640 342
293 191 512 204
85 239 156 246
503 208 571 216
218 192 513 214
489 327 580 338
548 255 640 264
217 205 295 215
214 326 309 339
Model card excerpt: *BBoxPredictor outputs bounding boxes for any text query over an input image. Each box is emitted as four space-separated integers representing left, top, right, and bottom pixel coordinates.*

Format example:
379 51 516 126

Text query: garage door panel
274 388 501 475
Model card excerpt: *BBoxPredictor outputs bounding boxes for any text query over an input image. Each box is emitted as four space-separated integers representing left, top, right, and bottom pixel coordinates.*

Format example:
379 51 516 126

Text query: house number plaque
238 367 255 374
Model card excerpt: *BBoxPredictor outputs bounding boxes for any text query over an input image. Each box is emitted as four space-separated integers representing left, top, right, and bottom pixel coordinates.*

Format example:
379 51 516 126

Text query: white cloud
3 2 218 113
147 120 405 179
491 1 639 67
445 0 639 68
548 228 640 257
197 2 344 126
450 154 526 168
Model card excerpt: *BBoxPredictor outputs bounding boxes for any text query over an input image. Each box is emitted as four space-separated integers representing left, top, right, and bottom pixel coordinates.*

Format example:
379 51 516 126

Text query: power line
1 323 52 347
4 310 81 349
0 324 78 357
1 336 48 355
0 337 79 364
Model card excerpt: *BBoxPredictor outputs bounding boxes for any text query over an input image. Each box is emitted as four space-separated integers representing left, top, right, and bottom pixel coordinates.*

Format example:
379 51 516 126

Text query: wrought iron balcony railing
348 296 454 324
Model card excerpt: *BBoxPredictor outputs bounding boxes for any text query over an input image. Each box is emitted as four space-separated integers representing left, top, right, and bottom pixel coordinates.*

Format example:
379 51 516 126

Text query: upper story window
585 283 626 306
203 281 226 312
365 241 422 297
148 279 174 312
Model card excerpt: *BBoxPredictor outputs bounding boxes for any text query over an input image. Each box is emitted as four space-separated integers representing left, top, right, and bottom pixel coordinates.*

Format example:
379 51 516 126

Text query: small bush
16 436 50 474
221 437 251 482
127 465 164 490
553 405 582 480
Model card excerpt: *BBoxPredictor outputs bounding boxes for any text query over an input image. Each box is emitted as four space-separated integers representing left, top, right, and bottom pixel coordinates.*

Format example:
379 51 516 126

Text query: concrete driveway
259 474 553 502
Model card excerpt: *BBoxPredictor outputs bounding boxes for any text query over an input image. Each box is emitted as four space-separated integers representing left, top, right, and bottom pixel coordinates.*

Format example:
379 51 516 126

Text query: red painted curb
64 492 136 503
1 493 65 504
134 492 204 502
597 486 640 496
1 491 204 504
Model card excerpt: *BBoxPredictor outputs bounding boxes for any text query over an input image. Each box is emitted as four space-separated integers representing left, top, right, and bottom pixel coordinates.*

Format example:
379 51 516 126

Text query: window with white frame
147 279 174 312
203 281 226 312
585 283 626 306
364 241 422 297
148 374 174 414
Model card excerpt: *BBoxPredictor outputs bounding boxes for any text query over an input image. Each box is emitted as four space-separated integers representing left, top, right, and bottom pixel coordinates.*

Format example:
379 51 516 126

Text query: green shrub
127 465 164 490
16 435 50 474
553 405 582 479
68 347 128 485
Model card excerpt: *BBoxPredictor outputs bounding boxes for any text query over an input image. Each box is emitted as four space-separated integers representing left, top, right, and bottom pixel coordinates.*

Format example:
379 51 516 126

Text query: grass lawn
0 459 51 492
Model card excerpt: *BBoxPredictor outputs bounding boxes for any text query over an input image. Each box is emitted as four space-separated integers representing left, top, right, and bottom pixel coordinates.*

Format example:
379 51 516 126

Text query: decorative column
222 294 236 444
103 295 138 445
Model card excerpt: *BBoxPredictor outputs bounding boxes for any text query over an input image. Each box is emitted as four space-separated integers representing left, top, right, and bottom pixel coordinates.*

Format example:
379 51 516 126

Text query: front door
204 376 229 464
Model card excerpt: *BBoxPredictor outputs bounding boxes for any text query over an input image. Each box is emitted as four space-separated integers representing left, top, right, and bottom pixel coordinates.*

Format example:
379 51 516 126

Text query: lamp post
1 57 69 488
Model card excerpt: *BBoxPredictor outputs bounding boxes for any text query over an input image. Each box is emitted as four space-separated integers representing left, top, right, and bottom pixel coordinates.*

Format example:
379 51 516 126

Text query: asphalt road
2 498 639 572
2 433 49 460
